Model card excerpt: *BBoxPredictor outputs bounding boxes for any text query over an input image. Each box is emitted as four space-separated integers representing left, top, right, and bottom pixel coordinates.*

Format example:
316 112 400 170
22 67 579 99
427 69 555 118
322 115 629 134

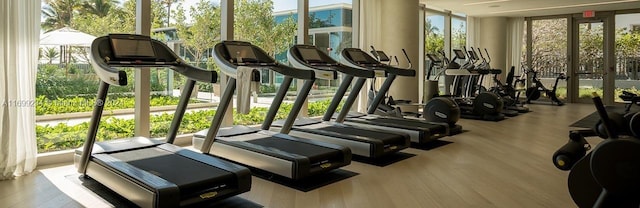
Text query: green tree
42 0 82 31
174 0 221 66
424 18 444 55
80 0 119 17
529 19 568 76
451 21 466 51
235 0 297 57
159 0 182 27
43 47 60 64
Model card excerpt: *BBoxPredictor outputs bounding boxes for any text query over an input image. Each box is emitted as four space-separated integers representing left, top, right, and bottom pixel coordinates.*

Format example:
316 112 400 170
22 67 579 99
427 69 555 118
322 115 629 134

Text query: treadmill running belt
246 137 341 164
109 148 234 196
314 126 405 144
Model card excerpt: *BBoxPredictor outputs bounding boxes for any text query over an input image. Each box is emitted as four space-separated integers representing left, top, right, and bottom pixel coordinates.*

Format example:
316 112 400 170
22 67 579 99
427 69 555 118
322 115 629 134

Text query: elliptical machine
366 46 463 135
475 48 529 113
430 49 505 121
553 93 640 207
523 65 568 106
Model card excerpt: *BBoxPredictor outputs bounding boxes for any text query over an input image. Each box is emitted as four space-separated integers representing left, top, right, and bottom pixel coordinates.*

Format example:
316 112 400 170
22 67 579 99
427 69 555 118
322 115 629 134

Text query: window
424 12 445 55
308 2 355 117
451 17 467 55
37 0 222 153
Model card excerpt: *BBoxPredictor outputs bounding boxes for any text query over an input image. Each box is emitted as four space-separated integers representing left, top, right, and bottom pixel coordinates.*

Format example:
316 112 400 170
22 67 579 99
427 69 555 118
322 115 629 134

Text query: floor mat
353 152 416 167
66 174 262 208
410 140 454 150
250 169 358 192
570 106 626 128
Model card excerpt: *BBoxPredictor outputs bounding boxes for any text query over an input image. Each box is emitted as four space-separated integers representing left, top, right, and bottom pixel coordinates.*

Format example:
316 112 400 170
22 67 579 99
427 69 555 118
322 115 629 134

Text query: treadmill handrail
213 41 315 80
341 48 414 77
90 36 217 85
289 45 374 78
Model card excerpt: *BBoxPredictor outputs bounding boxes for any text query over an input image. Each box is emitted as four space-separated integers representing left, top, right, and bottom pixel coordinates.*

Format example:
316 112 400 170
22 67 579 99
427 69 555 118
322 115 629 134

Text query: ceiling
421 0 640 17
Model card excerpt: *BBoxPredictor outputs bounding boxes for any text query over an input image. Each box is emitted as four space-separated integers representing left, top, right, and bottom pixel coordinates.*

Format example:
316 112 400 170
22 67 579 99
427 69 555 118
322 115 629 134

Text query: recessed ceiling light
464 0 510 6
490 0 639 14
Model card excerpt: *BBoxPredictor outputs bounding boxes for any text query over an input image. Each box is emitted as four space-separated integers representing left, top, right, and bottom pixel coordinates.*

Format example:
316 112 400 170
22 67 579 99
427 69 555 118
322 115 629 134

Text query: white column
380 0 420 112
135 0 151 137
297 0 309 117
478 17 508 85
220 0 234 126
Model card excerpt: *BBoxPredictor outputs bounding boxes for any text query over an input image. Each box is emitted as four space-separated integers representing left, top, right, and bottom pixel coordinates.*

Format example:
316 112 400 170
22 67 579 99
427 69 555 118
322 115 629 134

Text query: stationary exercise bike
553 93 640 207
523 66 568 106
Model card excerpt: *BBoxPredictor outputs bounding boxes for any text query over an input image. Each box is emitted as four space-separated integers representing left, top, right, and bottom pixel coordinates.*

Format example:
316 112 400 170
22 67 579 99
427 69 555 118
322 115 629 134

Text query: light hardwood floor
0 103 598 208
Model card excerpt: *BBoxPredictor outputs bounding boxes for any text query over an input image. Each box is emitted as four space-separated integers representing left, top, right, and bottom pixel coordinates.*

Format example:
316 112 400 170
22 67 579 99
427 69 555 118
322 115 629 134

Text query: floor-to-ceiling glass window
233 0 297 125
423 11 446 94
451 16 467 57
574 20 606 101
37 0 157 153
614 12 640 102
307 1 354 117
424 12 445 55
528 18 569 100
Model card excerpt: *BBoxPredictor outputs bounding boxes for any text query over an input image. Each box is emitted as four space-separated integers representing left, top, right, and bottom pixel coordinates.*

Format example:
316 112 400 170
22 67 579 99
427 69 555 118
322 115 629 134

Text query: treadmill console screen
298 48 324 63
225 44 258 63
109 35 156 59
347 50 370 64
453 49 466 59
375 51 390 62
468 50 478 60
426 54 441 63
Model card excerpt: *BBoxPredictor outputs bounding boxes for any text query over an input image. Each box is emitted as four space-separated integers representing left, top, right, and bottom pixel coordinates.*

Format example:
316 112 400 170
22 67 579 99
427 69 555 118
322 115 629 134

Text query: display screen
348 50 369 63
426 54 441 63
110 37 155 58
298 48 323 62
225 44 257 61
376 51 389 61
468 50 478 60
453 49 466 59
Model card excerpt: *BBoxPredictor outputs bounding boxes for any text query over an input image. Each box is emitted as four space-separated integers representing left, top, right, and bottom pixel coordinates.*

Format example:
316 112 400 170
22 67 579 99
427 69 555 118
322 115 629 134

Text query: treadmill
75 34 251 208
270 45 411 159
192 41 351 180
339 48 449 144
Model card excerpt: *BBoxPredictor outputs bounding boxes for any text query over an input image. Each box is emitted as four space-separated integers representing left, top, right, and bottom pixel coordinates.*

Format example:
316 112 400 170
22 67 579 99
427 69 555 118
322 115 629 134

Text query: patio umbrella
39 27 96 64
40 27 96 47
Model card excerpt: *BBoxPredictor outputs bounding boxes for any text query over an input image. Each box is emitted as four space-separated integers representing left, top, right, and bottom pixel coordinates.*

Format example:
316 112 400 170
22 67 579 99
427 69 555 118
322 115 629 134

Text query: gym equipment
75 34 251 208
554 93 640 207
523 66 568 106
552 129 593 171
371 47 462 130
431 50 505 121
474 48 529 113
270 44 411 159
193 41 351 180
367 50 405 118
339 47 459 143
620 90 640 113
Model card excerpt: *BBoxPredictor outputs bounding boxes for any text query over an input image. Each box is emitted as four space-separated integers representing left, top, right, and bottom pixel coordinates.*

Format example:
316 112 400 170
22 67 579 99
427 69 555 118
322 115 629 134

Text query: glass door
570 15 615 104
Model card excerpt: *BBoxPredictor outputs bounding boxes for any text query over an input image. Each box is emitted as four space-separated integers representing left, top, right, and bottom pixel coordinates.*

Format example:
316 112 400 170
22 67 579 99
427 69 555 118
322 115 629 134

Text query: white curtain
0 0 39 180
506 17 525 75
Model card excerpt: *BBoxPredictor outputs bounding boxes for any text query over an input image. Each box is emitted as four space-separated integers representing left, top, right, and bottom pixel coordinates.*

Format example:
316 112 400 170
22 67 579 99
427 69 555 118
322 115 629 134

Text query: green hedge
37 64 168 100
35 95 197 115
36 99 340 152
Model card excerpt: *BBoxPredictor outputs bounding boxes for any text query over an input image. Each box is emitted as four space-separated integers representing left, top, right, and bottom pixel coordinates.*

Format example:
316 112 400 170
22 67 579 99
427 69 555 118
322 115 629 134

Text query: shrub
36 99 335 152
